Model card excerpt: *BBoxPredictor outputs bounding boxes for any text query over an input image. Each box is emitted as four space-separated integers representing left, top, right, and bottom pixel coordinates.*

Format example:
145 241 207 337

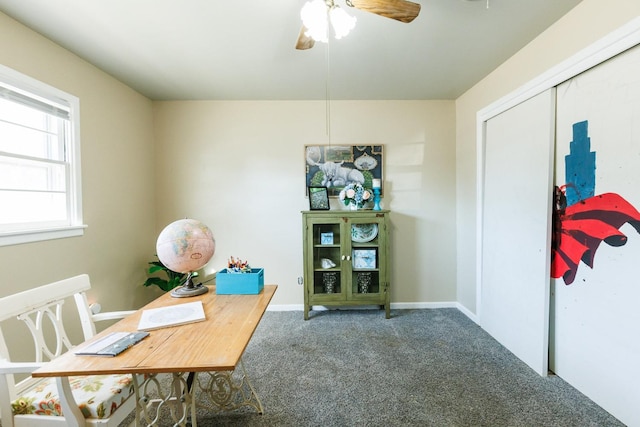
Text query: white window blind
0 65 84 246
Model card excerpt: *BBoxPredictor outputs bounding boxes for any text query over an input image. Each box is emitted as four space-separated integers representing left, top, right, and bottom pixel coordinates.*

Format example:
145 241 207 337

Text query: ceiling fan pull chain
325 39 332 145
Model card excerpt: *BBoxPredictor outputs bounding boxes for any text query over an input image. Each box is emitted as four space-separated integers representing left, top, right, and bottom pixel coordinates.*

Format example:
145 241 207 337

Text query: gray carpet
124 309 622 426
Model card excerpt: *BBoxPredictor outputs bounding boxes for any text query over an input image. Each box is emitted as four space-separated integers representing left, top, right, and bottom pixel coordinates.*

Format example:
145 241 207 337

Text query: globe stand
170 272 209 298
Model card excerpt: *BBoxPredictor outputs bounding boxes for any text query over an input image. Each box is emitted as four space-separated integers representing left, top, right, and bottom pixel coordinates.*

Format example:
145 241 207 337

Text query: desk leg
193 358 264 414
132 372 196 427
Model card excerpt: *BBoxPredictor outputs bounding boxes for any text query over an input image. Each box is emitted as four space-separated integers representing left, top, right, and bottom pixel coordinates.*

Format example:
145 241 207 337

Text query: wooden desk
33 284 277 426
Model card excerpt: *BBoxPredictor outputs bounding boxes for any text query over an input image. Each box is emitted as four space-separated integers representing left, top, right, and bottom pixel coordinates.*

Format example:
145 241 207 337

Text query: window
0 64 84 246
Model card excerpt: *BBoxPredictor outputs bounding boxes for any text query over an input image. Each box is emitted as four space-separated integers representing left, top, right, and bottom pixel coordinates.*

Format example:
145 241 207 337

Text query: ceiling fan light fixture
329 5 357 39
301 0 330 42
300 0 357 43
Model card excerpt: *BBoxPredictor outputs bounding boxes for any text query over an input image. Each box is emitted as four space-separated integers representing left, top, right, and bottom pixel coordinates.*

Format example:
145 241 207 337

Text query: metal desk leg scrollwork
132 372 197 427
192 358 264 415
130 357 262 426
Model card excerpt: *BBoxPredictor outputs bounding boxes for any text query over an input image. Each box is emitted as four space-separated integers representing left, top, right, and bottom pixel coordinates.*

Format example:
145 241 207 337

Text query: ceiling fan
295 0 421 50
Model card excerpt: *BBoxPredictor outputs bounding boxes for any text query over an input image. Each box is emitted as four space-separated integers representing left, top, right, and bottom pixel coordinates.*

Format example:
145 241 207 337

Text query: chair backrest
0 274 94 406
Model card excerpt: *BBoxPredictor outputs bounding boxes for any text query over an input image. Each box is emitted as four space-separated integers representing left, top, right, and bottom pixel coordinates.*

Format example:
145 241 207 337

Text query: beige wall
455 0 640 314
0 12 158 347
153 100 457 306
0 8 457 358
6 0 631 343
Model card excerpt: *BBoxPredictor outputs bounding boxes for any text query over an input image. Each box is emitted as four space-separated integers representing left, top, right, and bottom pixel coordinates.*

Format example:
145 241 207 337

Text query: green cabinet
302 210 390 320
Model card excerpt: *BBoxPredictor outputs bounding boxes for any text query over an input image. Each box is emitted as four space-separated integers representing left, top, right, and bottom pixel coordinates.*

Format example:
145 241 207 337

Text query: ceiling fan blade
296 25 315 50
348 0 421 23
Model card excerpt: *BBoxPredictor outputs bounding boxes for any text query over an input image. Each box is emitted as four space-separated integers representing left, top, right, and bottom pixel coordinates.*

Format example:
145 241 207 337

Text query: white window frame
0 64 85 246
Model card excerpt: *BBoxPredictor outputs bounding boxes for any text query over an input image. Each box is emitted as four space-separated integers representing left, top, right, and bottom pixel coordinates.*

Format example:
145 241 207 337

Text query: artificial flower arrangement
339 182 372 209
227 256 251 273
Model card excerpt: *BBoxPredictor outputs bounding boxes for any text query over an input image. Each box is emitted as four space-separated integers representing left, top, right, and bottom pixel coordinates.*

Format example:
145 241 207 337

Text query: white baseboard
267 304 305 311
267 302 479 324
391 301 457 309
455 302 479 324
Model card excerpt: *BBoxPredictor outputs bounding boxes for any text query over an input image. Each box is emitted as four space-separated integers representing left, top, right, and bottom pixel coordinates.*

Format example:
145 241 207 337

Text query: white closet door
480 88 555 376
552 44 640 427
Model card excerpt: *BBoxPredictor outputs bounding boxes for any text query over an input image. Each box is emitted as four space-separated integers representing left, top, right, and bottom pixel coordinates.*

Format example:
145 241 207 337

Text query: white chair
0 274 137 427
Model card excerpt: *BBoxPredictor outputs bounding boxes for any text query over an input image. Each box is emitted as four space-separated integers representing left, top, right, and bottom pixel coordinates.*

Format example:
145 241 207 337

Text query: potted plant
142 256 196 292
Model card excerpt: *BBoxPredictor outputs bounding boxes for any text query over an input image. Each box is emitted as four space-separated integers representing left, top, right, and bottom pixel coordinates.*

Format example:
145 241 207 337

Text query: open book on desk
137 300 206 331
74 331 150 357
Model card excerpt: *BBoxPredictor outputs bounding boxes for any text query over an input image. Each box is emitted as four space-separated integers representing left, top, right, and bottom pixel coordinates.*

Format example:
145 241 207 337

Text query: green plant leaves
142 256 191 292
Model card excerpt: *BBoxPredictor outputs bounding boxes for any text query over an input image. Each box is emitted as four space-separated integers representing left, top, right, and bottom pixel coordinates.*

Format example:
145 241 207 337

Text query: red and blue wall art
551 120 640 285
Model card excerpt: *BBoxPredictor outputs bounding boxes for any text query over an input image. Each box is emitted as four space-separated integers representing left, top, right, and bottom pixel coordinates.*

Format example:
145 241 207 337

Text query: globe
156 219 216 274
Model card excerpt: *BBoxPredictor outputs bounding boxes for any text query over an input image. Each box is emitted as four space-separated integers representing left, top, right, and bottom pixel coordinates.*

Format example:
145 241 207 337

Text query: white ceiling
0 0 582 100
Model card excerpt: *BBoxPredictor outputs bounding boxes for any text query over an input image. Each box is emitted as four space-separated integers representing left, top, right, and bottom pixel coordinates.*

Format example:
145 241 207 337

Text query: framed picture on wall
305 145 383 197
308 186 330 210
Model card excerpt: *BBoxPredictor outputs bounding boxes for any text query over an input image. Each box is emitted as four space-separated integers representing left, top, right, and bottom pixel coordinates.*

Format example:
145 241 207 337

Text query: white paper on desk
137 301 206 331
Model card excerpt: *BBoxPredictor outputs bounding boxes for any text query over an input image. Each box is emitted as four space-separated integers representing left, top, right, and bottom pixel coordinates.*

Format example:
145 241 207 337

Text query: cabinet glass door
349 219 383 299
311 221 343 297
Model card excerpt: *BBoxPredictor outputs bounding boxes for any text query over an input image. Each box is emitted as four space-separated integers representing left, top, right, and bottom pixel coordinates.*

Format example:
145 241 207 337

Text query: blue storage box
216 268 264 294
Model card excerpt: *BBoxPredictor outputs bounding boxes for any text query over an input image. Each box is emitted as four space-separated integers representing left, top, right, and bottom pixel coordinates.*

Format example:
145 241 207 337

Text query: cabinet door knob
341 255 346 261
346 255 351 261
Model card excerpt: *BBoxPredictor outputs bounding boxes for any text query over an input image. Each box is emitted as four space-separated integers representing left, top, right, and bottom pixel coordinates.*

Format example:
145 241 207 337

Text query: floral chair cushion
11 374 133 419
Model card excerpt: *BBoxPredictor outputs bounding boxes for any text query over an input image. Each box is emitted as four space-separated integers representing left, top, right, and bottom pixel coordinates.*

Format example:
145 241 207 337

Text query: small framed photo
320 232 334 245
352 249 377 269
309 186 330 210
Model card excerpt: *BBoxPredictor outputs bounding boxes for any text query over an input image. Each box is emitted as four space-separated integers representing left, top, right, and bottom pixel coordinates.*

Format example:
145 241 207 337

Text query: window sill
0 225 88 247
